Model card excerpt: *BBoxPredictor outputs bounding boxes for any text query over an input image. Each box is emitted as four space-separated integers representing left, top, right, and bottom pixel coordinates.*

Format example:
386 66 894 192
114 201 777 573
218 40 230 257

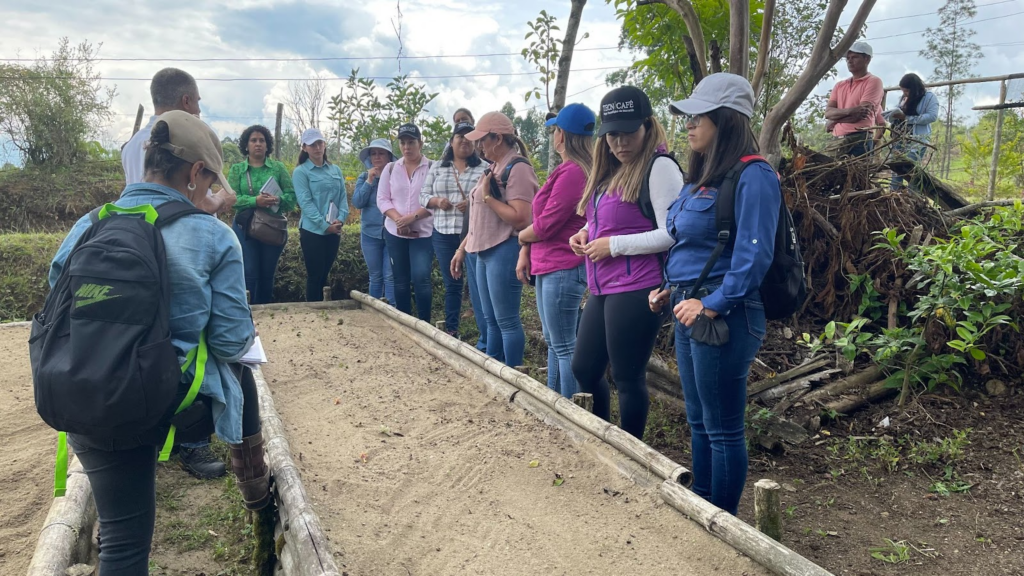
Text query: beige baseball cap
154 110 235 195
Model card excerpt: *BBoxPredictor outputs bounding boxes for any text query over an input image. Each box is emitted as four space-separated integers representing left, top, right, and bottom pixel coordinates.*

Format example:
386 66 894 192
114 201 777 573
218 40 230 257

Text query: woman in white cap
353 138 397 304
515 103 595 398
452 111 538 367
46 111 269 573
293 127 348 302
568 86 684 440
649 73 782 515
377 122 435 321
421 122 487 336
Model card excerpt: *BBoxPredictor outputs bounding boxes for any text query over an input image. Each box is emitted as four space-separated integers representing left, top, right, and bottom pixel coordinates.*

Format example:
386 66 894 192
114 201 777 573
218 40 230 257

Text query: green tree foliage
521 10 562 107
0 38 115 167
220 139 244 168
958 111 1024 197
920 0 983 178
499 102 550 168
327 69 449 159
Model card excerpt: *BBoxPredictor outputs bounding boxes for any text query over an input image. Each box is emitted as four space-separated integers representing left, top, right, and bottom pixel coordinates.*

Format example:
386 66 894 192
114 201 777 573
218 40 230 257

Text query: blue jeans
361 233 394 304
432 233 465 334
465 253 491 352
672 287 766 515
475 238 524 366
535 264 586 397
384 231 434 322
232 220 286 305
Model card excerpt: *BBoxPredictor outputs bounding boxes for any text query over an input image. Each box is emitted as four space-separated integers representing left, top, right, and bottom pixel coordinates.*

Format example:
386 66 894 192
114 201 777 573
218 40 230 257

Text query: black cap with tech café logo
596 85 654 137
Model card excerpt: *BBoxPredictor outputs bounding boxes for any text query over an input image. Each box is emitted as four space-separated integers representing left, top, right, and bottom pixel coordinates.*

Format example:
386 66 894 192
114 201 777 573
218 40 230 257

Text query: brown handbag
245 171 288 246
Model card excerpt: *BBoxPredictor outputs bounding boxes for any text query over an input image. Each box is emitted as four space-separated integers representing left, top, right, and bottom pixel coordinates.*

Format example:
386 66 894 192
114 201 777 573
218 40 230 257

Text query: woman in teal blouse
227 124 296 304
293 127 349 302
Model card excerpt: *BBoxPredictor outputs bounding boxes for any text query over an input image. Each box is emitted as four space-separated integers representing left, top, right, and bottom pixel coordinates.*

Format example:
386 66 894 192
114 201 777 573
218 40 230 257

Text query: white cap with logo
669 73 756 119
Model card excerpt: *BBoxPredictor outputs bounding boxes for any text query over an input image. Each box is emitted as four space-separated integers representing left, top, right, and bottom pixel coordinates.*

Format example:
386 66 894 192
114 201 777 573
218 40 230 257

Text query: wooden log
759 413 810 445
748 357 829 397
131 103 144 136
252 367 342 576
820 380 895 418
0 320 32 329
808 207 839 240
27 457 98 576
799 366 883 406
826 187 882 201
274 103 284 161
572 393 594 413
250 300 360 312
753 369 841 403
322 286 331 302
659 481 833 576
944 199 1016 218
754 479 783 542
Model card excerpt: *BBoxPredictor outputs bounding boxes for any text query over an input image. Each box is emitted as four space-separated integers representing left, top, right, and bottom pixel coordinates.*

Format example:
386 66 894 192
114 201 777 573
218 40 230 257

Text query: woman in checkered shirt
420 122 488 336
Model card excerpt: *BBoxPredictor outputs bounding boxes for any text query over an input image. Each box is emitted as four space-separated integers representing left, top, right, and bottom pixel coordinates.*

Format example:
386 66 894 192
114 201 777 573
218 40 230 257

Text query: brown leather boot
229 430 271 510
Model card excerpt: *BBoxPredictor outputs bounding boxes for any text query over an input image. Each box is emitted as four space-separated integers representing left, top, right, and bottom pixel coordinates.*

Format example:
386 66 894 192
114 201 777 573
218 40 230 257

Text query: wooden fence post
572 393 594 413
274 103 284 161
986 79 1008 201
131 104 144 136
322 287 331 302
754 479 782 542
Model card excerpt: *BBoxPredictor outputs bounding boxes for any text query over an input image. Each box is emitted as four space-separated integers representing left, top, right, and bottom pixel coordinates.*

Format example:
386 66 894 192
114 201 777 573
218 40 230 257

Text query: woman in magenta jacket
516 104 595 398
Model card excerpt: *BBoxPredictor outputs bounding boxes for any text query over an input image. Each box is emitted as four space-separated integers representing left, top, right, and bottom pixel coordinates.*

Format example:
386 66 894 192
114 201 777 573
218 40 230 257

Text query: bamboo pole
352 290 694 488
883 71 1024 93
986 79 1008 201
0 320 32 329
250 300 360 312
754 479 782 542
251 367 342 576
660 481 833 576
274 103 284 161
27 457 98 576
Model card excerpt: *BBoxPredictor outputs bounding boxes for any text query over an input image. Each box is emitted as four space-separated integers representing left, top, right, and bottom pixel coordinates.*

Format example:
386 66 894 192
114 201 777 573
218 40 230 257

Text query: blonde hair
557 127 594 178
576 117 668 215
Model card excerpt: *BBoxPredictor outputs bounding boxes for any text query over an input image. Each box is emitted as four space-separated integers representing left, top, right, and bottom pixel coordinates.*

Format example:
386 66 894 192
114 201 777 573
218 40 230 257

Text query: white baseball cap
300 127 326 146
848 41 873 57
669 73 755 119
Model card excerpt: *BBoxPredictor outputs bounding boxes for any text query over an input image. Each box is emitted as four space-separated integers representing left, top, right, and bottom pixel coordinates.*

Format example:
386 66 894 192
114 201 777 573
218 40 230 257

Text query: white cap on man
848 41 873 57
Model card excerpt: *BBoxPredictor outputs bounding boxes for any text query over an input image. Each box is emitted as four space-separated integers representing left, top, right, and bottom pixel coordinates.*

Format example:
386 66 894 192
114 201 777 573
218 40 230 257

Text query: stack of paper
260 178 283 213
326 201 339 223
240 336 268 366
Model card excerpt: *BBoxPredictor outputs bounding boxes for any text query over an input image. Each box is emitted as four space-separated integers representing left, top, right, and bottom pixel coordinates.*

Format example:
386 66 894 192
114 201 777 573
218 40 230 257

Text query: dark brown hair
685 107 758 190
143 120 189 180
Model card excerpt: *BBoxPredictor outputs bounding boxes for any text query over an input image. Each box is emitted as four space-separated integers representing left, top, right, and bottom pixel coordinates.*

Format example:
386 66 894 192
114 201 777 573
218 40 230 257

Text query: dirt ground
255 307 770 576
0 323 53 574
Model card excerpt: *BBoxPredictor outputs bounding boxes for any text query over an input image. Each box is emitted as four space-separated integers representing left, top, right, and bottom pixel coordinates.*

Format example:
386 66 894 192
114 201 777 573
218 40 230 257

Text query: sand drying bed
257 308 767 576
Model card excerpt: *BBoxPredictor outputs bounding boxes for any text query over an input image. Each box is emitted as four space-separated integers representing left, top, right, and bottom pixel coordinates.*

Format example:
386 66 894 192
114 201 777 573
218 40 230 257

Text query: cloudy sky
1 0 1021 156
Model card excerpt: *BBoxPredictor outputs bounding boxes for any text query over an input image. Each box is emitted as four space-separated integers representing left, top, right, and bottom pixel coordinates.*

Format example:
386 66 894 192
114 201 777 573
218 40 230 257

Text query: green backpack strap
159 330 209 462
52 331 209 497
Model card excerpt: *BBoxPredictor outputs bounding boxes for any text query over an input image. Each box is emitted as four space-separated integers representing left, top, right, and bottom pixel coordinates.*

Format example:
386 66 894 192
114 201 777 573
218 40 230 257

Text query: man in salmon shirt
825 41 884 158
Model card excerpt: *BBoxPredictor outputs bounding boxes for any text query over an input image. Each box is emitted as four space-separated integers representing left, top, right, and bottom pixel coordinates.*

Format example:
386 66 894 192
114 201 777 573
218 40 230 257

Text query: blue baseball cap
545 103 597 136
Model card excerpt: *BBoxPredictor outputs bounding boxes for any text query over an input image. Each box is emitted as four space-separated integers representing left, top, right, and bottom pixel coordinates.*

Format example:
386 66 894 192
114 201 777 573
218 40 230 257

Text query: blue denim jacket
49 183 255 443
293 159 349 235
352 171 384 239
665 162 780 315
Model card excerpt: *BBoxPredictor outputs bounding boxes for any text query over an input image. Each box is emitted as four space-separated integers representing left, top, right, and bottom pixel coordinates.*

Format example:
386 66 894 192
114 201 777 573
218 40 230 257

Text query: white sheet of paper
240 336 267 365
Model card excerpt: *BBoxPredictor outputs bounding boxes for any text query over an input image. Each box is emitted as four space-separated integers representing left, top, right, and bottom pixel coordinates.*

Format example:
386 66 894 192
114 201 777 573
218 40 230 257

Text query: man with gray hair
120 68 231 480
121 67 235 215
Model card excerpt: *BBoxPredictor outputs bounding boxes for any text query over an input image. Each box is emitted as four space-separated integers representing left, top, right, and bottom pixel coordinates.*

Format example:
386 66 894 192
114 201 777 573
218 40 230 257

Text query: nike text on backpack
30 201 212 496
689 155 807 320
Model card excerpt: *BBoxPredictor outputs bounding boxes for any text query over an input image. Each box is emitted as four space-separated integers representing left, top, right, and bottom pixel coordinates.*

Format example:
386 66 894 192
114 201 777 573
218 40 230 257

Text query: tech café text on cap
300 127 326 145
596 86 654 136
545 103 597 136
397 123 422 140
465 111 515 141
669 73 756 119
155 110 235 195
848 41 873 57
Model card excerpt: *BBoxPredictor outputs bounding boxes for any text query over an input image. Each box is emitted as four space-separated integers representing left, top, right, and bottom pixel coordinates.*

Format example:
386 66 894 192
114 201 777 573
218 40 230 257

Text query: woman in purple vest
568 87 684 439
651 73 781 515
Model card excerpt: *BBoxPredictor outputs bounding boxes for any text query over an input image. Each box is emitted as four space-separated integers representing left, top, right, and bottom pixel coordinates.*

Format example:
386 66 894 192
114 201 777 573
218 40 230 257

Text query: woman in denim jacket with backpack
650 73 781 516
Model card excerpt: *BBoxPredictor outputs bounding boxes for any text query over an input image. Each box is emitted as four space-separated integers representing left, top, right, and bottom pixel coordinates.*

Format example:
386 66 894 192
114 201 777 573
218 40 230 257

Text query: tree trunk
728 0 750 77
756 0 878 167
682 35 705 85
750 0 775 98
709 39 723 73
548 0 588 173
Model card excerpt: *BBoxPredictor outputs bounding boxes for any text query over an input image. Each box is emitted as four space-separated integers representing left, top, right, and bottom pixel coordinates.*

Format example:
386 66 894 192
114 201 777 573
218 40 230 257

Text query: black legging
237 364 262 436
571 287 662 439
299 228 341 302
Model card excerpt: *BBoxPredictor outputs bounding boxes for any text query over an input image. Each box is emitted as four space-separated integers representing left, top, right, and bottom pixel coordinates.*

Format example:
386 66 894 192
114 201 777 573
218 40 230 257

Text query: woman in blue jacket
885 73 939 190
293 128 348 302
353 138 397 304
650 74 780 515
